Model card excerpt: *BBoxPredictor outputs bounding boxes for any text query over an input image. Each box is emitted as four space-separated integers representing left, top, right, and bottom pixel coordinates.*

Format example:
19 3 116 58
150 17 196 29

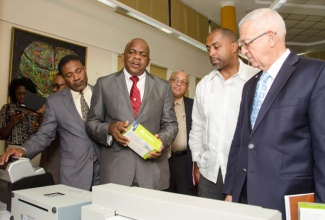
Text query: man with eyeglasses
39 73 67 184
0 55 100 191
223 8 325 218
167 71 196 195
51 73 67 93
189 28 259 200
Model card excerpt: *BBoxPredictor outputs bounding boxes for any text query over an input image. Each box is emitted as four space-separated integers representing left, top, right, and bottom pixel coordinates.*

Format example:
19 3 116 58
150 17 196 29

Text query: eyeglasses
240 31 269 49
170 78 188 86
52 83 66 90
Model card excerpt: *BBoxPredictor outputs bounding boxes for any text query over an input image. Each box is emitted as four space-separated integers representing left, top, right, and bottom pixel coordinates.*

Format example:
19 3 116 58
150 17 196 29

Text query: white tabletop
0 201 11 220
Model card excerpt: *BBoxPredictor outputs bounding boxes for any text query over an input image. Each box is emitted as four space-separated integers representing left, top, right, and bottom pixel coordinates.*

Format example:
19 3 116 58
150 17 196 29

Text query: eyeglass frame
240 31 271 49
52 83 67 90
169 77 189 87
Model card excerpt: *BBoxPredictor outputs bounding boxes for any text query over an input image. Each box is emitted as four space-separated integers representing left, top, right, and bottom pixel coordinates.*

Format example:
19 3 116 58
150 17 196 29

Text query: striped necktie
130 76 141 117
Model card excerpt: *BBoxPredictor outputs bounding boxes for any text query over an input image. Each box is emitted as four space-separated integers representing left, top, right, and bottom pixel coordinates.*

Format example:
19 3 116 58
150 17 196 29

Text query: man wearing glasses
39 73 67 184
51 73 67 93
189 28 258 200
167 71 196 195
223 8 325 218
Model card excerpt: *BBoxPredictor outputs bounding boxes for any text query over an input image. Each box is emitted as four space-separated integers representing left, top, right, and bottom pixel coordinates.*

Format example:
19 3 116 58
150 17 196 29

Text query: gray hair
239 8 286 41
169 70 189 82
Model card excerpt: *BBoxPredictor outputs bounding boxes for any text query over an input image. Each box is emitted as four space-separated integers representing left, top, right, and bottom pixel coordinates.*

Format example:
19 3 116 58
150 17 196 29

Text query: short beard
213 63 222 70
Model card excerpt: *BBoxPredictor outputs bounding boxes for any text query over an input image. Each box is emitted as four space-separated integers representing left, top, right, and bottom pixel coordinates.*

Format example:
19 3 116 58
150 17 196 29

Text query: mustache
210 57 221 62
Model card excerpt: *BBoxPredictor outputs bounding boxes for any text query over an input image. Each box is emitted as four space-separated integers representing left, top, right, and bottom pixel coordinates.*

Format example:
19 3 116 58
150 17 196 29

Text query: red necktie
130 76 141 117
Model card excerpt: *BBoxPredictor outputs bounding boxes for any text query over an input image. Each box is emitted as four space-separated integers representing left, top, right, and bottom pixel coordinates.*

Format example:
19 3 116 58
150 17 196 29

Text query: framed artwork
10 27 87 97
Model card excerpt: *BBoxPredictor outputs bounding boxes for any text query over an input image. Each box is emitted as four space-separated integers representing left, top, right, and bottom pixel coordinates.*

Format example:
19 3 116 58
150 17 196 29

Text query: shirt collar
266 49 290 79
70 85 91 100
210 58 248 81
123 68 146 81
174 97 184 106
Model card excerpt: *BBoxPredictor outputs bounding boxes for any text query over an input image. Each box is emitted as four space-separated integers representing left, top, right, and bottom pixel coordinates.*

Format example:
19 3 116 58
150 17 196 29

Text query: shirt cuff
107 134 113 146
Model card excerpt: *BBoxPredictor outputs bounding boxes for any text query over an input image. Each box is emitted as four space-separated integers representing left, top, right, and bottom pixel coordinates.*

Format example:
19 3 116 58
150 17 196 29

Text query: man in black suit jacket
167 71 196 195
223 8 325 218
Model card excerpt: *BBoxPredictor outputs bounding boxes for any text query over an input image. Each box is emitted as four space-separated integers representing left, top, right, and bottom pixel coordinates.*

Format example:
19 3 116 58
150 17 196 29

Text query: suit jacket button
248 143 254 149
243 168 246 172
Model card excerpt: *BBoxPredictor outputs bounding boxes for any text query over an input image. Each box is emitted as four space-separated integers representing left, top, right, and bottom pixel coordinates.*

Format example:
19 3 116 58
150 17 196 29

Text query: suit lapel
250 53 298 136
184 97 193 140
248 72 262 131
62 89 85 128
138 71 154 117
114 70 134 115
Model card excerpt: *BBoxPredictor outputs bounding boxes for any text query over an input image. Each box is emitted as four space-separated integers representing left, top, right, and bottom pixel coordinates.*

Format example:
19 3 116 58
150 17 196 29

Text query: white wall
0 0 213 152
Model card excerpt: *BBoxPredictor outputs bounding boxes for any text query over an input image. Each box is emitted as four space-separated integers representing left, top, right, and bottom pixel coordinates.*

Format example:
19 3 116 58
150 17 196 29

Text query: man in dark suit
0 55 100 191
222 8 325 218
167 70 196 195
86 38 178 190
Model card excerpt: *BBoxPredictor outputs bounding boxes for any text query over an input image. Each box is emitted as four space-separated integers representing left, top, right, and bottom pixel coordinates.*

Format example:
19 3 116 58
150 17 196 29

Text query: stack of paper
284 192 314 220
298 202 325 220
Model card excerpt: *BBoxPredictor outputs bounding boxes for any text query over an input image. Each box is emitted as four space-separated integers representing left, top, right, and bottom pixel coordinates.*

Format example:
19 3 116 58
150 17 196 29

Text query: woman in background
0 77 43 150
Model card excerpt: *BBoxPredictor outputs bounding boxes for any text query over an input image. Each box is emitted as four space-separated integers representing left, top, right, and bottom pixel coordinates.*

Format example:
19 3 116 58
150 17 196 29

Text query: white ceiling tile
287 28 306 35
285 20 300 28
294 21 317 28
304 15 325 22
287 0 309 3
309 22 325 30
287 14 309 20
299 29 322 36
305 0 325 5
290 35 311 41
305 36 325 42
314 30 325 37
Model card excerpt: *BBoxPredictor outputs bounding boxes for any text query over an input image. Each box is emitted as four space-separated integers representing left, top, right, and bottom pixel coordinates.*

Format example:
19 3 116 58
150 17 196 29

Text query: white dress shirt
189 59 259 183
264 49 291 94
124 68 146 100
106 69 147 146
70 85 92 119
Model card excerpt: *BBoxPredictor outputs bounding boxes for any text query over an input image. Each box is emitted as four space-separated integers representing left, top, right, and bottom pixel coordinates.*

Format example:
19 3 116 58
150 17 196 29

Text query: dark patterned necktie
130 76 141 117
80 92 89 121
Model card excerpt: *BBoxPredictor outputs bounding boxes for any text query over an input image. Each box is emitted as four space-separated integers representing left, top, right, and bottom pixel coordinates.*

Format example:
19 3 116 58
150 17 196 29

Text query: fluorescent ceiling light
178 36 207 51
97 0 206 52
269 0 287 10
160 28 173 34
97 0 117 8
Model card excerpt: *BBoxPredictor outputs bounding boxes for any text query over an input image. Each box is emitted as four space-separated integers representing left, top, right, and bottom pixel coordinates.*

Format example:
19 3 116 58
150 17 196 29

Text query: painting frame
9 27 87 97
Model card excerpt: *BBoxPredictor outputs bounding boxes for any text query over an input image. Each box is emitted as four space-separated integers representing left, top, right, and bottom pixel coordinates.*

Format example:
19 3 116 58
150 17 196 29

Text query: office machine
11 184 92 220
0 157 54 211
82 183 282 220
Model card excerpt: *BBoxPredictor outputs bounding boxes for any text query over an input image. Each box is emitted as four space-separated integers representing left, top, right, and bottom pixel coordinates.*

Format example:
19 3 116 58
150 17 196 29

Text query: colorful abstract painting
10 28 87 97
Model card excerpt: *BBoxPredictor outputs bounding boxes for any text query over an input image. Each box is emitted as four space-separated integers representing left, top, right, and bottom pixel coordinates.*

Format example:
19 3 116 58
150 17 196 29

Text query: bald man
167 70 196 195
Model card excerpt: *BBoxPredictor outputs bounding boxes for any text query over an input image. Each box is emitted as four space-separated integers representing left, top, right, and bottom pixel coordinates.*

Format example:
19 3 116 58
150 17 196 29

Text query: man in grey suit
0 55 100 191
86 38 178 190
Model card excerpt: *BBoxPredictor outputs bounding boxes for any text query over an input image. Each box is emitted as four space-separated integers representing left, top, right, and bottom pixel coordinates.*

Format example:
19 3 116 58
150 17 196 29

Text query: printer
0 157 54 211
11 184 92 220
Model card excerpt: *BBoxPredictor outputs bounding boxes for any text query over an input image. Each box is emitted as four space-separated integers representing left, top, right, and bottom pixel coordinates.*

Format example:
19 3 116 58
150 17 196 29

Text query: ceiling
181 0 325 55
